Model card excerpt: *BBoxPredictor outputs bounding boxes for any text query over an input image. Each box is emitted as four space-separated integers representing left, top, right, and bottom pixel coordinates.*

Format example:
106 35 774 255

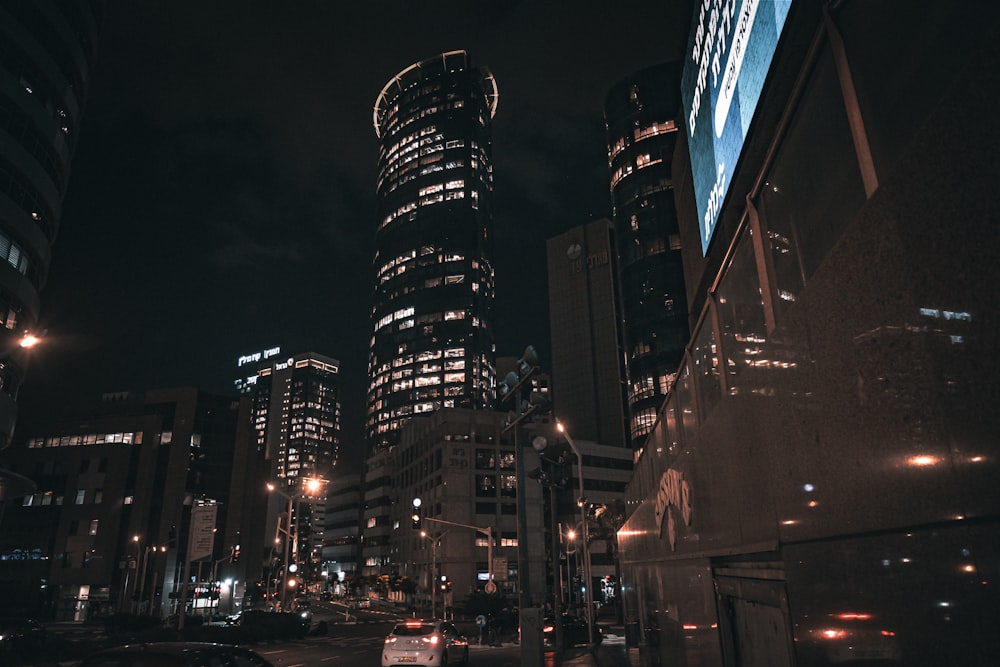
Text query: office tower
251 352 341 569
546 218 627 447
604 63 690 452
0 1 104 500
0 389 262 619
368 50 499 453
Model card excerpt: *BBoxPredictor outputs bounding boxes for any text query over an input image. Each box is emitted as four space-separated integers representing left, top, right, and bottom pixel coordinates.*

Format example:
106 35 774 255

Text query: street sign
188 503 217 561
476 614 488 627
484 581 497 594
492 557 508 581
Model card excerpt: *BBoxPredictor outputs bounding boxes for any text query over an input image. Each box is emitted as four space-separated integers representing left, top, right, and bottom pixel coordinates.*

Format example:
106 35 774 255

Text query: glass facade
368 51 498 452
0 0 103 448
604 64 691 451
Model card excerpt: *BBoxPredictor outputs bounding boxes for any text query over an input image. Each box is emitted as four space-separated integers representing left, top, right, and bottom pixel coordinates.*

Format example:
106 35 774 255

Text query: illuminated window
89 520 99 535
634 120 676 142
609 136 627 160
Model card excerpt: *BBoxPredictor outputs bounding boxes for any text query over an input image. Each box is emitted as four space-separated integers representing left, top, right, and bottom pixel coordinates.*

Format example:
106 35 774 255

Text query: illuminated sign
237 346 282 367
681 0 793 254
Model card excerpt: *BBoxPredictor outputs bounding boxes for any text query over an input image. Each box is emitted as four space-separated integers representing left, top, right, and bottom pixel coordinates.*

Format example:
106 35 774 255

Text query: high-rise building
367 50 499 453
546 218 627 447
250 352 341 568
604 63 690 452
0 0 104 499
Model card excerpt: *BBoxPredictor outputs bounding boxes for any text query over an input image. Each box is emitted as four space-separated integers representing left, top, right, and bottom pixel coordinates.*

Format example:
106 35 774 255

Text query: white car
382 619 469 666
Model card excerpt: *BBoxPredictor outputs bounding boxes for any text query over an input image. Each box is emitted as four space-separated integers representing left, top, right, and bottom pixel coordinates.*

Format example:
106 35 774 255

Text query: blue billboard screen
681 0 793 255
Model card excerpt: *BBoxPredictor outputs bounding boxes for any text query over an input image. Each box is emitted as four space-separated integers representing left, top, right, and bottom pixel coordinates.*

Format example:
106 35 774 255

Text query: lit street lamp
267 482 296 610
267 478 327 609
556 420 595 646
420 529 449 619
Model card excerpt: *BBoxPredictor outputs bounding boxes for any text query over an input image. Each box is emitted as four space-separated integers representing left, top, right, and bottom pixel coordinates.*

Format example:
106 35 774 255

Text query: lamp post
420 529 449 618
498 345 548 667
120 535 140 613
565 528 577 608
267 483 295 610
556 421 594 646
268 478 328 609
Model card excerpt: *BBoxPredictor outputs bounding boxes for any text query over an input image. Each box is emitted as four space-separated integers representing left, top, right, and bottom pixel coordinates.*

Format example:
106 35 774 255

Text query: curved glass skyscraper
0 0 103 448
368 51 498 452
605 63 690 451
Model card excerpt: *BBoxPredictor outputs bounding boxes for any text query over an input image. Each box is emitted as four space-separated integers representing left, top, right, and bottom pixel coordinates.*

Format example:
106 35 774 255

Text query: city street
20 599 637 667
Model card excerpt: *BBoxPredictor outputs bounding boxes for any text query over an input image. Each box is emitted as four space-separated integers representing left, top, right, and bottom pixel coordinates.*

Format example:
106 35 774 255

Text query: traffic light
440 575 449 591
230 544 241 563
410 497 422 530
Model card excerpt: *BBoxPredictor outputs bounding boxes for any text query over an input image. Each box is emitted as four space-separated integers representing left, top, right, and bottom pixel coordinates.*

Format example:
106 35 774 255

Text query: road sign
476 614 488 627
484 581 497 594
492 557 508 581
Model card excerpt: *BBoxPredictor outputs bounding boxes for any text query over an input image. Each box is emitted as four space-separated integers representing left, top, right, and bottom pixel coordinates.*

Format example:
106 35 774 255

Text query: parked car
232 610 309 636
79 642 274 667
542 614 603 648
382 619 469 666
0 617 46 653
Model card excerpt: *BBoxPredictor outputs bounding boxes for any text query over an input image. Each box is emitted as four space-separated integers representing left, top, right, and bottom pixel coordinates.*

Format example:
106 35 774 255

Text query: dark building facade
322 472 362 586
546 218 627 448
617 2 1000 666
367 50 499 453
604 63 691 452
0 0 104 500
0 389 265 620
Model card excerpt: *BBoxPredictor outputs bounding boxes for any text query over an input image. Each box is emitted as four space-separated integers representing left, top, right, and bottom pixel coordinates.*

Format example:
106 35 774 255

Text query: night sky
17 1 692 472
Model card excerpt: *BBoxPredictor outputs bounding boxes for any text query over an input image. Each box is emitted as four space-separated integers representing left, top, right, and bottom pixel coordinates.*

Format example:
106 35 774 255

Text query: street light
121 535 140 613
556 420 595 646
18 332 41 348
498 344 547 667
268 478 328 608
420 529 449 619
267 483 296 610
